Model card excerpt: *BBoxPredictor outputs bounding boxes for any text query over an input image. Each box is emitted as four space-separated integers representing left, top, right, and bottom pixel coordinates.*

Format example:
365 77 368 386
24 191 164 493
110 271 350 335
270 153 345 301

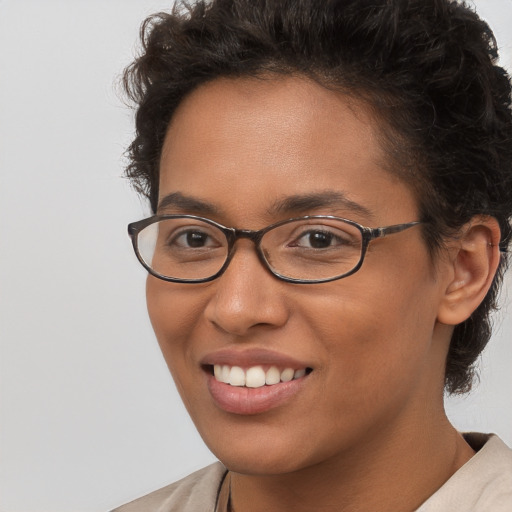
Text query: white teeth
265 366 281 385
294 368 306 379
213 364 308 387
229 366 246 386
280 368 294 382
221 365 230 383
246 366 266 388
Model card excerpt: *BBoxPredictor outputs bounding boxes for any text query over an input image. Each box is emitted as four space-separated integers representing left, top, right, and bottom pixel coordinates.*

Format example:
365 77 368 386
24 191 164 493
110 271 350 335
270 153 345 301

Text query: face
147 76 452 475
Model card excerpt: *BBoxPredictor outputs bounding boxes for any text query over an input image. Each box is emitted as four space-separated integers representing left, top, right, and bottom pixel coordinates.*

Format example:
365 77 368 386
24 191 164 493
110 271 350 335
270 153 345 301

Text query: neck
229 412 474 512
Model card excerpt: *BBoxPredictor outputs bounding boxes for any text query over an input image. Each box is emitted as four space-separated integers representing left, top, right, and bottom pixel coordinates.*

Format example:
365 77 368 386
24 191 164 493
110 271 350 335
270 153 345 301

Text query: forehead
163 75 380 168
159 76 417 224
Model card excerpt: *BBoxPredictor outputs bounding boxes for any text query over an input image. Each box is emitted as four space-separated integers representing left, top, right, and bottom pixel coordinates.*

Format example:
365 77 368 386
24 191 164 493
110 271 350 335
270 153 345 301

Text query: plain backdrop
0 1 511 511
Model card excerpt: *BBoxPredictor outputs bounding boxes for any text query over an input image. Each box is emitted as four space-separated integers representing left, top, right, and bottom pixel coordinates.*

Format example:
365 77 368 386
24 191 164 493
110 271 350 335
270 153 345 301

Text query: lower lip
206 372 309 415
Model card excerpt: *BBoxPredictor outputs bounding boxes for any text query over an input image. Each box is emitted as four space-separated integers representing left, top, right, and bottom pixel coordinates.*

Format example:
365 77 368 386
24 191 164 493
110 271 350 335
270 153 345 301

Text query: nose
204 241 290 337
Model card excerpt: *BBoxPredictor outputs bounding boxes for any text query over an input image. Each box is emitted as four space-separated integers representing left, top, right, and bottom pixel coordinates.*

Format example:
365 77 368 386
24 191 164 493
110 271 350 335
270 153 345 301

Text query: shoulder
417 433 512 512
110 462 227 512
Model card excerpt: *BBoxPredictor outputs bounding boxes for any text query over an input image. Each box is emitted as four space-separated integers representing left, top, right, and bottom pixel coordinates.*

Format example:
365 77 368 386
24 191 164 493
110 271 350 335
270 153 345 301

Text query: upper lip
200 348 312 369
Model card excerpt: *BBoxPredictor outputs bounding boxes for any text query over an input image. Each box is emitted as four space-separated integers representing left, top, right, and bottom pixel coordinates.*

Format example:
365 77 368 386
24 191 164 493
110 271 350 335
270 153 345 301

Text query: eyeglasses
128 215 421 284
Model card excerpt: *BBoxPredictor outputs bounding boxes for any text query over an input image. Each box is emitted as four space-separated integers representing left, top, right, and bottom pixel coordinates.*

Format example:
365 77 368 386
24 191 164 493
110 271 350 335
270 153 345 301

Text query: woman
114 0 512 510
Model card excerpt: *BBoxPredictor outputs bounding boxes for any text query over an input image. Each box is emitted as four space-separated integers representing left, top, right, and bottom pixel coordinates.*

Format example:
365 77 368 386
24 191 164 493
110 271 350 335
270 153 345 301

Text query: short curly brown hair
122 0 512 394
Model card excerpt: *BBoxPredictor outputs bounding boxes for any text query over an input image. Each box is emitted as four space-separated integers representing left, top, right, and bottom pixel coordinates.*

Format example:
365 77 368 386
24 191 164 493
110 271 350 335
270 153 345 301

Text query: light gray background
0 1 510 511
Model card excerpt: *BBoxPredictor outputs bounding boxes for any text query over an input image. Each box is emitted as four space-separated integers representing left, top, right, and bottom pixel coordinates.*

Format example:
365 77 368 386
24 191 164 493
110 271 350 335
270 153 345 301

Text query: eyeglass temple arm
368 221 422 240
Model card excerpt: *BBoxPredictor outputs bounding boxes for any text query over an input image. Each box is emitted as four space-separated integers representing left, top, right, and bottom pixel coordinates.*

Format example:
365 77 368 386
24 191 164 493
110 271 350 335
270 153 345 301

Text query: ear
437 216 501 326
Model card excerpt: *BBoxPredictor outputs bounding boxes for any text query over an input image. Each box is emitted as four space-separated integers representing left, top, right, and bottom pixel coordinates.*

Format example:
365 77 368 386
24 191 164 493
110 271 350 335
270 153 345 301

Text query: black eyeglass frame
128 214 422 284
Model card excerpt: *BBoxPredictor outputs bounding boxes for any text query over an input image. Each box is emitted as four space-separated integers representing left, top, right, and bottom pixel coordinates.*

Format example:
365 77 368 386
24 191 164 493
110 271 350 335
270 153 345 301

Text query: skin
146 76 500 511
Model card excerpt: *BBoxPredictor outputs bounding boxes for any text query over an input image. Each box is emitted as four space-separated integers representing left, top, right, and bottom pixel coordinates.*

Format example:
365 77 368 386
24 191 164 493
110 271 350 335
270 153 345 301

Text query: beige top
111 434 512 511
416 433 512 511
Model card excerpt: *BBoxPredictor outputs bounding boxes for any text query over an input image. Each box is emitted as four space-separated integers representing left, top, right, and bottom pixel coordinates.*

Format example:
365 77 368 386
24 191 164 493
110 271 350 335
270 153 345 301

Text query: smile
201 349 314 414
213 364 309 388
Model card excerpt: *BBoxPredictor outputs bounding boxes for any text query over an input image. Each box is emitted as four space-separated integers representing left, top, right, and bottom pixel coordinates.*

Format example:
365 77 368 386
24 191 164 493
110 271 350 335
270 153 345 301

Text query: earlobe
437 217 501 326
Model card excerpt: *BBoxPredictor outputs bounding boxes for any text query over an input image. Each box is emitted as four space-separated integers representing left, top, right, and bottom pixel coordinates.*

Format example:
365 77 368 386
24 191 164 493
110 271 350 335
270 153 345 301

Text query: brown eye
168 227 221 250
290 228 351 250
300 231 335 249
181 231 210 248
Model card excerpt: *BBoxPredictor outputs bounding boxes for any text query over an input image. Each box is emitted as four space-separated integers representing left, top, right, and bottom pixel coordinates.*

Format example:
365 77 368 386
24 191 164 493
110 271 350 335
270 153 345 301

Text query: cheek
145 278 204 371
145 278 216 417
305 266 439 406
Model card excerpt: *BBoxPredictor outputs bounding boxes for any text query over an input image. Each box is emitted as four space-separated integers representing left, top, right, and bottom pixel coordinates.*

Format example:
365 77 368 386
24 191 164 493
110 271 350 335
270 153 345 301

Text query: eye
291 228 348 249
171 228 220 249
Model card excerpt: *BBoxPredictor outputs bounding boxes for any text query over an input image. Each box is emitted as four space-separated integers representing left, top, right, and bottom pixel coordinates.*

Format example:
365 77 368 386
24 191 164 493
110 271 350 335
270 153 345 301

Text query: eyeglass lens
136 217 364 282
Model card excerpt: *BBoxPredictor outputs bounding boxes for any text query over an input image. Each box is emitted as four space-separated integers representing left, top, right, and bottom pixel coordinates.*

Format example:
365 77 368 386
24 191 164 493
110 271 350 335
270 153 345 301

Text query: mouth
200 348 314 414
206 364 313 388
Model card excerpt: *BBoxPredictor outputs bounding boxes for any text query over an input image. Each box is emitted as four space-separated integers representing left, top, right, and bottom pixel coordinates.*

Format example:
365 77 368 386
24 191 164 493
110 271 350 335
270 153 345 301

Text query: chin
197 420 332 477
216 451 306 476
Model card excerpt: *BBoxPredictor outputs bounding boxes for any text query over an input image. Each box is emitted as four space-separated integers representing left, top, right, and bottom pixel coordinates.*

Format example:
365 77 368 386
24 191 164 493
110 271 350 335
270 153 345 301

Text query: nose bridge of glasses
232 228 265 245
226 228 271 274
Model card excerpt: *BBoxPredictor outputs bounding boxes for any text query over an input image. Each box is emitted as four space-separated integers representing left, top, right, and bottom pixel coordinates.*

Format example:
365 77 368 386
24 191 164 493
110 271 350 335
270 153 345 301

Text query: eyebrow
269 191 375 219
157 190 374 220
157 192 220 215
